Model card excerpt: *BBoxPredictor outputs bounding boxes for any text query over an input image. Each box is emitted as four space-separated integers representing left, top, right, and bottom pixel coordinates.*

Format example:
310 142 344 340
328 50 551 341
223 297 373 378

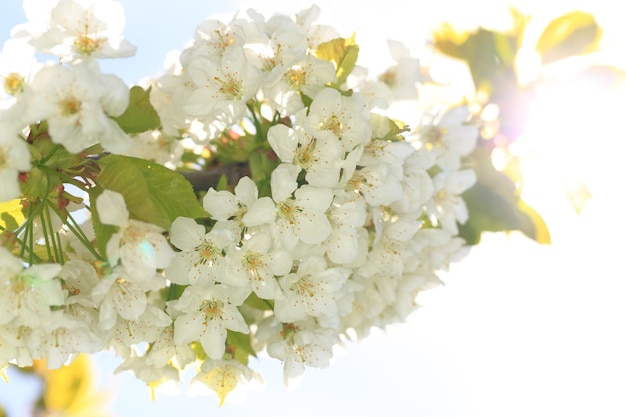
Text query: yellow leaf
535 11 602 65
432 22 470 59
315 35 359 86
0 199 25 230
42 354 112 417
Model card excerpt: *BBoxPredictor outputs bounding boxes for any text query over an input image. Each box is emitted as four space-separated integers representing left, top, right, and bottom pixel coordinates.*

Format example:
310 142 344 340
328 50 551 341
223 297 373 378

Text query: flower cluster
0 0 478 404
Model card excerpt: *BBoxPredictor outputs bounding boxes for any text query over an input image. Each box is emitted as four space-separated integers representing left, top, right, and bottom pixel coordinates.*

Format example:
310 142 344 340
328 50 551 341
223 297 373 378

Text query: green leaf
96 155 208 229
111 86 161 134
535 11 602 65
316 35 360 87
226 330 256 366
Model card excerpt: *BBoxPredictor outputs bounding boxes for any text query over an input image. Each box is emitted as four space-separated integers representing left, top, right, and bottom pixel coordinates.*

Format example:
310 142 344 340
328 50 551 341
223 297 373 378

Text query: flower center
214 75 242 99
277 199 298 223
294 138 317 168
198 242 220 265
59 97 82 117
323 114 342 137
286 68 307 88
293 275 315 297
201 299 224 320
3 73 24 95
73 35 104 55
423 126 448 149
242 252 265 271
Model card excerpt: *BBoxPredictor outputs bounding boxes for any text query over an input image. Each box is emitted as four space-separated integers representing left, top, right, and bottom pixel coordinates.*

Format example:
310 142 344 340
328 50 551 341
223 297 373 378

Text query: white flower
96 189 174 281
267 123 343 188
184 46 262 135
420 105 478 171
271 164 333 246
303 87 372 153
323 196 367 265
262 55 336 115
58 259 100 307
427 170 476 234
274 255 350 324
91 265 148 331
0 248 64 329
144 325 195 369
0 38 40 102
27 61 132 153
165 217 245 287
16 0 136 62
266 323 336 386
233 233 291 300
203 176 276 230
172 284 249 360
378 40 423 100
111 304 172 347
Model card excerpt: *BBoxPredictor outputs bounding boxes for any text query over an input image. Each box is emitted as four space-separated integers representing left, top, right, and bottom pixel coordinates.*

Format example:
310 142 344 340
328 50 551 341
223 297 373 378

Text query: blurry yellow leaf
535 11 602 65
315 34 359 86
0 366 7 383
41 354 111 417
432 22 470 59
0 199 25 230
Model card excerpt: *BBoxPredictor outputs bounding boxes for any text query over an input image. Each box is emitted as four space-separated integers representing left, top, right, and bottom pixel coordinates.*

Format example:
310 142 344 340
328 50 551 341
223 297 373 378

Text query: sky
1 1 626 417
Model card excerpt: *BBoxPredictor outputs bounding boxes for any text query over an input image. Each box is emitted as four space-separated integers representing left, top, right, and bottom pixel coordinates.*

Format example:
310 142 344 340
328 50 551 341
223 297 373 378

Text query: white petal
203 188 238 220
242 197 276 227
202 321 227 360
295 210 331 244
96 190 129 227
295 185 333 212
234 176 258 206
267 124 298 163
270 164 300 202
170 217 205 251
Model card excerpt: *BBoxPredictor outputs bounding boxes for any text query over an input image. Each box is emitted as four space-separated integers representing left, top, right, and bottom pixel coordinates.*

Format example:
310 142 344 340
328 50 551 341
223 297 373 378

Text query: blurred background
1 1 625 416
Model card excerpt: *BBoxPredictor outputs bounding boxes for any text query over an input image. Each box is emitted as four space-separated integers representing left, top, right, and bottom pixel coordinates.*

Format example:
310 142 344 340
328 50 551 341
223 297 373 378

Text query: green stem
39 204 55 262
48 203 105 262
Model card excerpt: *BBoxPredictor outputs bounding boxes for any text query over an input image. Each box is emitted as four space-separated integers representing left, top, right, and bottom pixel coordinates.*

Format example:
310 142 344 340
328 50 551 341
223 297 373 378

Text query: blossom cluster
0 0 478 403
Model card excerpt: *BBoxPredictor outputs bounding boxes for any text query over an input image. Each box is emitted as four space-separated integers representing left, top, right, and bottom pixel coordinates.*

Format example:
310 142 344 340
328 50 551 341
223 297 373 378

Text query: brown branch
178 163 251 192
